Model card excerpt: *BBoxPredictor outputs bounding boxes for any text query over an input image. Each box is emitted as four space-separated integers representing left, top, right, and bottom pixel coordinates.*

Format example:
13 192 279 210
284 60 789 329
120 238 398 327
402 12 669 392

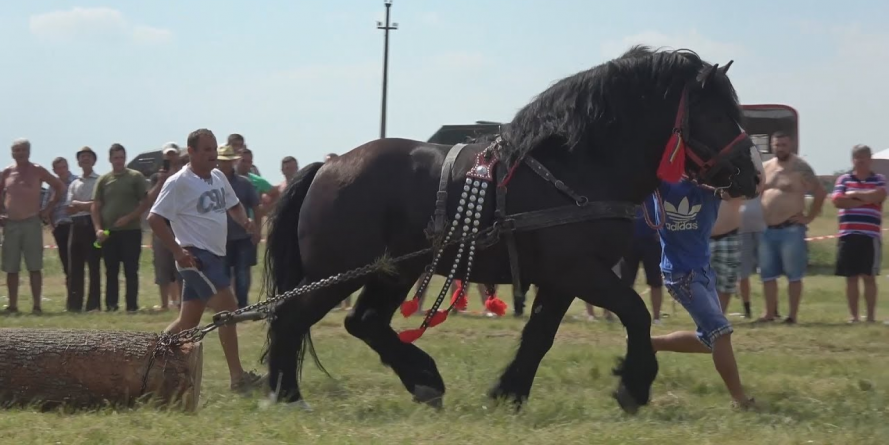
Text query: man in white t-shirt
147 128 264 393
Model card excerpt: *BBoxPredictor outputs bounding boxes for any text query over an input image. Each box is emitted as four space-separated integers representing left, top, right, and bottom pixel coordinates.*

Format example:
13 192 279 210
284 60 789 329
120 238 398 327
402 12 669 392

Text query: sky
2 0 888 184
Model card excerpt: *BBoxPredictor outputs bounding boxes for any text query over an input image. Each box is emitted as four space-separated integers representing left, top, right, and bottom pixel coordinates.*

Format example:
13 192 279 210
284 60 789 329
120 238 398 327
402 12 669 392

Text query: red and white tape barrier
39 229 887 250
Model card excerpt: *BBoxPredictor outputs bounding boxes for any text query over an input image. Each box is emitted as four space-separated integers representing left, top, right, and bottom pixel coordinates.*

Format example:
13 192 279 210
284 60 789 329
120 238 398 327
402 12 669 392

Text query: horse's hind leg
344 273 446 408
488 286 573 408
266 278 364 407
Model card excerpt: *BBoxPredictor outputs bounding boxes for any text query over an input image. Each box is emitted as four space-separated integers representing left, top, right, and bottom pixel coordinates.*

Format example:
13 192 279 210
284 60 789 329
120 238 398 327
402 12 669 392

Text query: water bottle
93 230 110 248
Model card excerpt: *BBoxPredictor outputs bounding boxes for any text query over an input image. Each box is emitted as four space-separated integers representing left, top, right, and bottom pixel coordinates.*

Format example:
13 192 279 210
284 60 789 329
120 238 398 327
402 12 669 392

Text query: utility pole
377 0 398 139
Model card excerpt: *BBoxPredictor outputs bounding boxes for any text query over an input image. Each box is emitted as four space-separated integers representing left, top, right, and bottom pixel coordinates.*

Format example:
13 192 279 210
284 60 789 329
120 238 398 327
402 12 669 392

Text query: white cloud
132 26 173 45
600 29 750 65
29 7 171 44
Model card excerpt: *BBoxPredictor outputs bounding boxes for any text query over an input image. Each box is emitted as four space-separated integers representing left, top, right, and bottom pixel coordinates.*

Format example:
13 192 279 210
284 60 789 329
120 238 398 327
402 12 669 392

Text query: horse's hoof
412 385 444 409
612 383 640 415
487 386 526 411
260 392 313 412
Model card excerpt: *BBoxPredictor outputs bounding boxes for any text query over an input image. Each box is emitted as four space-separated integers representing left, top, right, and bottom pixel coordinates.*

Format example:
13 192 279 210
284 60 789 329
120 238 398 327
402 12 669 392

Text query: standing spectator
236 148 278 202
620 207 665 323
66 147 102 312
737 196 766 319
831 145 886 323
148 128 264 392
0 138 65 314
216 145 262 308
758 131 826 323
91 143 149 312
146 143 184 310
281 156 299 184
228 133 261 175
43 157 78 291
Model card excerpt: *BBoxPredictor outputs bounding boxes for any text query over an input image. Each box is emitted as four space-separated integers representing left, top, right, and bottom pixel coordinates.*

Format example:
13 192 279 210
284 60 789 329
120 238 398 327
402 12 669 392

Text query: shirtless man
265 156 298 210
0 138 65 313
759 131 827 323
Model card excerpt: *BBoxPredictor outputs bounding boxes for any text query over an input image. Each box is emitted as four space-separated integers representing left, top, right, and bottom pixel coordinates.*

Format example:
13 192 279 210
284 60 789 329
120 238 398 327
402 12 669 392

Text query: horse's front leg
488 285 573 408
567 259 658 414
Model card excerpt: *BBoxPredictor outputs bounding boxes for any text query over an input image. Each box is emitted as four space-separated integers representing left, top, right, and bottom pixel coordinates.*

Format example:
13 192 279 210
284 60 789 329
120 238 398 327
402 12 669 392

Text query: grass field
1 202 888 444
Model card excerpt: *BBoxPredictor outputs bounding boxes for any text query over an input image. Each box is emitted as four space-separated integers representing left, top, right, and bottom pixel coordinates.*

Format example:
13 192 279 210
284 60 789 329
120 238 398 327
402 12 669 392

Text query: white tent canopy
869 148 889 178
872 148 889 160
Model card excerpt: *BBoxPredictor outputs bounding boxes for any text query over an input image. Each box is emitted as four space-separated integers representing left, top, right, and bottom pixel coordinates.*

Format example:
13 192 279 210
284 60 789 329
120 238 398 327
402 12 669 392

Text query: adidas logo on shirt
664 197 701 231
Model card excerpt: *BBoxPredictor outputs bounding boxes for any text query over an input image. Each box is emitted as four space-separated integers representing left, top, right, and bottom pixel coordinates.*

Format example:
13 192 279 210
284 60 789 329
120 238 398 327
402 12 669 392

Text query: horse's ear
696 63 718 88
719 60 734 76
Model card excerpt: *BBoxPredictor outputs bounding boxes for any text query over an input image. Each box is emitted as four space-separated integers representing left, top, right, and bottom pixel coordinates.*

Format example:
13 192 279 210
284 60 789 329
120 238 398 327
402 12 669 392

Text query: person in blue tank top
647 178 755 409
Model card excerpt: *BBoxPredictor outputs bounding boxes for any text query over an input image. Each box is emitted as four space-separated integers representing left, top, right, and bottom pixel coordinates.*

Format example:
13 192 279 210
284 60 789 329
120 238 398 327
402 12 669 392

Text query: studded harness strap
400 137 636 343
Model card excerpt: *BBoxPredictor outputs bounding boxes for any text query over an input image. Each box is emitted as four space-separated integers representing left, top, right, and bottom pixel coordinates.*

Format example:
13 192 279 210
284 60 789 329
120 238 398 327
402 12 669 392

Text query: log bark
0 328 203 411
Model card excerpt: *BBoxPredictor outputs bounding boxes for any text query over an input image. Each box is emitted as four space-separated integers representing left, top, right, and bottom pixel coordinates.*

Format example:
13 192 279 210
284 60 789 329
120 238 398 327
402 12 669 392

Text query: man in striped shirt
831 144 886 323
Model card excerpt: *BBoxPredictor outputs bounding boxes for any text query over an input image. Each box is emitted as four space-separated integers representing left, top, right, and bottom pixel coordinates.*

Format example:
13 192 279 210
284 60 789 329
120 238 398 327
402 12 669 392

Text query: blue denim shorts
176 247 230 302
663 265 734 349
758 224 808 282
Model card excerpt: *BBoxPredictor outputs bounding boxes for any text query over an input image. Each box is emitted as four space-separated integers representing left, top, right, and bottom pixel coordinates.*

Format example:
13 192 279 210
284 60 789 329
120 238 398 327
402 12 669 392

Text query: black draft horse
260 45 761 413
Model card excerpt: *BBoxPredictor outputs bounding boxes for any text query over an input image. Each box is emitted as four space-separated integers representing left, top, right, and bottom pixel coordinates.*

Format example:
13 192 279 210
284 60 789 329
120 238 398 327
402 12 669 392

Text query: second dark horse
260 45 762 414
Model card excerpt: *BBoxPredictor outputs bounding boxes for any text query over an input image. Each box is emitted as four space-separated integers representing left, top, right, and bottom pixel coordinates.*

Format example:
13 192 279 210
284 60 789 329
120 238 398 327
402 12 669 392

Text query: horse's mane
497 45 741 164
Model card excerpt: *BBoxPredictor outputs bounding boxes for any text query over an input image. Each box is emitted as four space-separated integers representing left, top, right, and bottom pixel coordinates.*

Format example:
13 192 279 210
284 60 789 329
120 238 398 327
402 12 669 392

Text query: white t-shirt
149 166 240 257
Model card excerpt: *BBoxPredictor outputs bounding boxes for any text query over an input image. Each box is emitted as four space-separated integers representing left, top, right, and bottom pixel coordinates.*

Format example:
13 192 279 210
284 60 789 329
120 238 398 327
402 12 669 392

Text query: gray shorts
739 232 760 279
152 236 182 285
1 217 44 273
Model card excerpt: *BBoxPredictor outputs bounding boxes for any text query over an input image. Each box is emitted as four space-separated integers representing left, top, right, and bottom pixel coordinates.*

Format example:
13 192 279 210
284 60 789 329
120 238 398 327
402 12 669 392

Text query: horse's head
667 61 763 198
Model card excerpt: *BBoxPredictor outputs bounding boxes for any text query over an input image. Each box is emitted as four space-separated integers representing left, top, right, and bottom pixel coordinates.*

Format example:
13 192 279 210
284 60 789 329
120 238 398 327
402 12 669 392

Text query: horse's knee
344 310 372 339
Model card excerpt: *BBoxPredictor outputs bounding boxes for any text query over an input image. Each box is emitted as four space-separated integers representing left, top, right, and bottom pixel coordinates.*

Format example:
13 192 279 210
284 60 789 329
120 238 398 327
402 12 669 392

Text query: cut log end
0 328 203 412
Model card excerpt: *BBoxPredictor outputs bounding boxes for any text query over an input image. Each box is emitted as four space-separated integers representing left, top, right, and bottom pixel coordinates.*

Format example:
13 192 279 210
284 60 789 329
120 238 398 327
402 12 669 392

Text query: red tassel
398 328 425 343
657 132 686 183
450 287 468 311
450 280 467 311
400 298 419 318
427 310 449 327
485 295 508 316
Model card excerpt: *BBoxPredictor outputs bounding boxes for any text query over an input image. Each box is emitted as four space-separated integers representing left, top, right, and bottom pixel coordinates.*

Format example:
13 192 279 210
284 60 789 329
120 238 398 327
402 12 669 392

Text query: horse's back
296 138 458 276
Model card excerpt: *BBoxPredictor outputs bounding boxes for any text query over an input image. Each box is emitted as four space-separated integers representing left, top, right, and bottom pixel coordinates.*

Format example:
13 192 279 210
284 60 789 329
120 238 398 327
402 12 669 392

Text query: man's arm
830 176 864 209
0 168 7 216
147 213 183 257
227 202 251 228
795 158 827 222
39 167 65 217
91 177 105 234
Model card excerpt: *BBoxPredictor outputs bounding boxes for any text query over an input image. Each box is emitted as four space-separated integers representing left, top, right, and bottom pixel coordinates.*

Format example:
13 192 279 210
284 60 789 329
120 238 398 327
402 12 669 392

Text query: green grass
1 202 888 444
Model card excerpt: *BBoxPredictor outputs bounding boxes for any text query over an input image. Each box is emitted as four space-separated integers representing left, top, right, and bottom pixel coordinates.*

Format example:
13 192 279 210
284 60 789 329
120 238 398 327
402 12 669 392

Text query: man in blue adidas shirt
649 178 755 409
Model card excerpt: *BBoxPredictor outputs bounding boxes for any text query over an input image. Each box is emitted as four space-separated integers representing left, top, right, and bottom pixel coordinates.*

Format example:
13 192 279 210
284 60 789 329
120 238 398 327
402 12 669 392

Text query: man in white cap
146 142 184 310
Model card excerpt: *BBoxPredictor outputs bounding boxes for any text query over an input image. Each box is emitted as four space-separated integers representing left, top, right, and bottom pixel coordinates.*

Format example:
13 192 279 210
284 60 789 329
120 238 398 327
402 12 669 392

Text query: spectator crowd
1 134 305 315
0 132 886 328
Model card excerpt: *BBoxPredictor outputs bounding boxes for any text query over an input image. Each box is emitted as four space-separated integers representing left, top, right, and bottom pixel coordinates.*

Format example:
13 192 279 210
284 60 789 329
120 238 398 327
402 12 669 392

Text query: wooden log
0 328 203 411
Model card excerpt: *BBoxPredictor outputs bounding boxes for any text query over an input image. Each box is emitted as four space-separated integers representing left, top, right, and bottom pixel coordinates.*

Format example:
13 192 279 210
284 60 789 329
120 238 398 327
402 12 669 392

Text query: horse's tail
259 161 326 377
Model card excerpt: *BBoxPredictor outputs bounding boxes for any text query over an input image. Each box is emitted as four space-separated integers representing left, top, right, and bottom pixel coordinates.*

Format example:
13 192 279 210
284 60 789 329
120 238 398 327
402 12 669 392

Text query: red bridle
656 85 751 184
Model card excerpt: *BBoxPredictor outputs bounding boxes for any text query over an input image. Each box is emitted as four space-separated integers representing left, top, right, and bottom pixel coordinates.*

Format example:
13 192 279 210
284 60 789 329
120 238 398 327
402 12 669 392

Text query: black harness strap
522 157 589 206
495 163 525 310
426 143 468 244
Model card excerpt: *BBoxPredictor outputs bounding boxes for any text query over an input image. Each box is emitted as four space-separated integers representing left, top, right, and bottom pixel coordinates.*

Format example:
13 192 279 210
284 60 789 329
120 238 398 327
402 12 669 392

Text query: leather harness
424 138 637 306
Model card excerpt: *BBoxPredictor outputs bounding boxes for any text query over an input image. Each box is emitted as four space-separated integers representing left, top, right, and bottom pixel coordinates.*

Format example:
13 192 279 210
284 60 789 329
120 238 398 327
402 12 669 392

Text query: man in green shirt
91 143 150 312
236 147 279 210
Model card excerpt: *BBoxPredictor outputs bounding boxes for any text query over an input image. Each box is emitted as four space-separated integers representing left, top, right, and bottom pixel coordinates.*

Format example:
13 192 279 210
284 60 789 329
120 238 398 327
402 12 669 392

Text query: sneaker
652 318 662 325
231 371 267 393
